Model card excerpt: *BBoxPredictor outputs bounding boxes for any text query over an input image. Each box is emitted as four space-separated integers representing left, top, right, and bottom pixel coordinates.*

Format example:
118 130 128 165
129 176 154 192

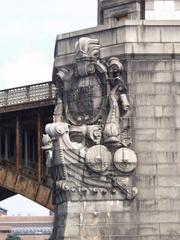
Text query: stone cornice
54 20 180 67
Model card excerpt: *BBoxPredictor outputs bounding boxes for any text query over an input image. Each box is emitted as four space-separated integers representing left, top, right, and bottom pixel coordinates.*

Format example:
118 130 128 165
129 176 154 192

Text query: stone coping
56 20 180 40
53 20 180 67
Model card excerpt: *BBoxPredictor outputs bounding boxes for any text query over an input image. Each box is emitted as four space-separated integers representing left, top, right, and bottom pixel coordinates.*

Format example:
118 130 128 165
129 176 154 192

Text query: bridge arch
0 82 56 211
0 165 54 211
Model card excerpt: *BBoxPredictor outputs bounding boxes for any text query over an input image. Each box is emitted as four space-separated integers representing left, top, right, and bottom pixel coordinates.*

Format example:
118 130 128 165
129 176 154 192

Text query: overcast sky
0 0 180 216
0 0 97 216
0 1 179 90
0 0 97 90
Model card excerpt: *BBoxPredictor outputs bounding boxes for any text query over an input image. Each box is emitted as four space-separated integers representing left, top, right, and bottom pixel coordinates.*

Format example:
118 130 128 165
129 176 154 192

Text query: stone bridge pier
45 0 180 239
0 0 180 239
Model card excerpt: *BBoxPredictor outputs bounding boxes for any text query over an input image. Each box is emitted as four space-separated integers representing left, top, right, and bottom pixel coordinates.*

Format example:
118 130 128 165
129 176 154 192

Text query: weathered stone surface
146 0 154 11
49 29 139 238
135 129 156 140
127 58 180 239
137 152 179 164
137 164 157 175
137 26 161 42
98 0 141 25
157 164 180 176
155 107 174 118
134 117 174 129
136 106 154 117
161 27 180 42
54 22 180 67
48 1 180 237
117 26 138 43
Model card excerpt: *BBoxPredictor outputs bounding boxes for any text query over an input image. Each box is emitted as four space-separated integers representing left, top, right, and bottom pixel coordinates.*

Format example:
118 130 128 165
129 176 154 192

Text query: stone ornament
42 134 53 174
86 145 112 173
114 148 137 173
44 37 138 203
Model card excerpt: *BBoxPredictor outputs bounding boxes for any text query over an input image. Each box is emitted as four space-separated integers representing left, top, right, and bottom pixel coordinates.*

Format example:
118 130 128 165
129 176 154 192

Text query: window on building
146 0 180 20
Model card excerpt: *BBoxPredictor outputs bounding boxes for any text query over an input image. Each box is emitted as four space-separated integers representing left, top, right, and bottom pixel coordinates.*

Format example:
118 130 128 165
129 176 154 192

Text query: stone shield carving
43 37 138 204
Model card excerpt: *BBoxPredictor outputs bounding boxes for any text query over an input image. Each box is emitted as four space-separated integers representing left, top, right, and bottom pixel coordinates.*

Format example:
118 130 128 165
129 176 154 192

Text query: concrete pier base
51 200 135 240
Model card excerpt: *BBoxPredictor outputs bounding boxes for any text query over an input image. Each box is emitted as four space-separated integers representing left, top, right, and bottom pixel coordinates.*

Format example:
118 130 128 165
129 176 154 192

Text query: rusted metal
36 185 51 207
15 175 29 194
16 115 21 172
0 167 7 186
0 165 54 210
0 99 55 209
3 169 17 190
25 180 39 200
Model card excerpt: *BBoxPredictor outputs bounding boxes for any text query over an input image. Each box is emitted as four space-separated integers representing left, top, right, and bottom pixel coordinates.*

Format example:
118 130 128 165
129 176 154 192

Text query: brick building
0 216 53 240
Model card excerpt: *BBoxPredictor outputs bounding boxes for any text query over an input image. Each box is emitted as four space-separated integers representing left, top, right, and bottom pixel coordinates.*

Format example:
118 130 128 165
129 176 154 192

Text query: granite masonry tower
43 0 180 239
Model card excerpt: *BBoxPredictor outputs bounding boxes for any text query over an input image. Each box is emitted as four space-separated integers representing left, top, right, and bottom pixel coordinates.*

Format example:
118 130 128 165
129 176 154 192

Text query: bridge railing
0 81 56 107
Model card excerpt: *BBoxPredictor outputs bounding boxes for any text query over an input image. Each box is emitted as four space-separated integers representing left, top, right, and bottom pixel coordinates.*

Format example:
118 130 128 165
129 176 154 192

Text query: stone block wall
127 59 180 239
54 20 180 239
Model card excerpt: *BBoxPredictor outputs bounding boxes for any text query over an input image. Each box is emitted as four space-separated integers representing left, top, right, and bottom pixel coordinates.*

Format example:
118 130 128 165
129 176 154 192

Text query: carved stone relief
43 37 138 204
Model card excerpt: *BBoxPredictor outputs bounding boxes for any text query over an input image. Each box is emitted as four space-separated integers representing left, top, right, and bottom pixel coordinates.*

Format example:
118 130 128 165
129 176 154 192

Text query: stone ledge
54 21 180 65
56 20 180 41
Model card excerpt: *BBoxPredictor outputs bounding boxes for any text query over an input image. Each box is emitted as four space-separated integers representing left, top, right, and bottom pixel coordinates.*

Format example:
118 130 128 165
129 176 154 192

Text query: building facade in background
146 0 180 20
0 216 53 240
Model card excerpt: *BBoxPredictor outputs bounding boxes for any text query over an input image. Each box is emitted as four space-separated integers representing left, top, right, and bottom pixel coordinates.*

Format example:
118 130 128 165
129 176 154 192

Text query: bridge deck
0 81 56 113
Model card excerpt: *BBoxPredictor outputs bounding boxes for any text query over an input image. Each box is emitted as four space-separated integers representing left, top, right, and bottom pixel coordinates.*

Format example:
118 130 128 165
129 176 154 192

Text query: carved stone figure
44 37 137 239
42 134 53 176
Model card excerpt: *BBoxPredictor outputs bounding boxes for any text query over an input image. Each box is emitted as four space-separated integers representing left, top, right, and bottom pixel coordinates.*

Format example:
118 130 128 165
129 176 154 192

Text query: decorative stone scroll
43 37 138 204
